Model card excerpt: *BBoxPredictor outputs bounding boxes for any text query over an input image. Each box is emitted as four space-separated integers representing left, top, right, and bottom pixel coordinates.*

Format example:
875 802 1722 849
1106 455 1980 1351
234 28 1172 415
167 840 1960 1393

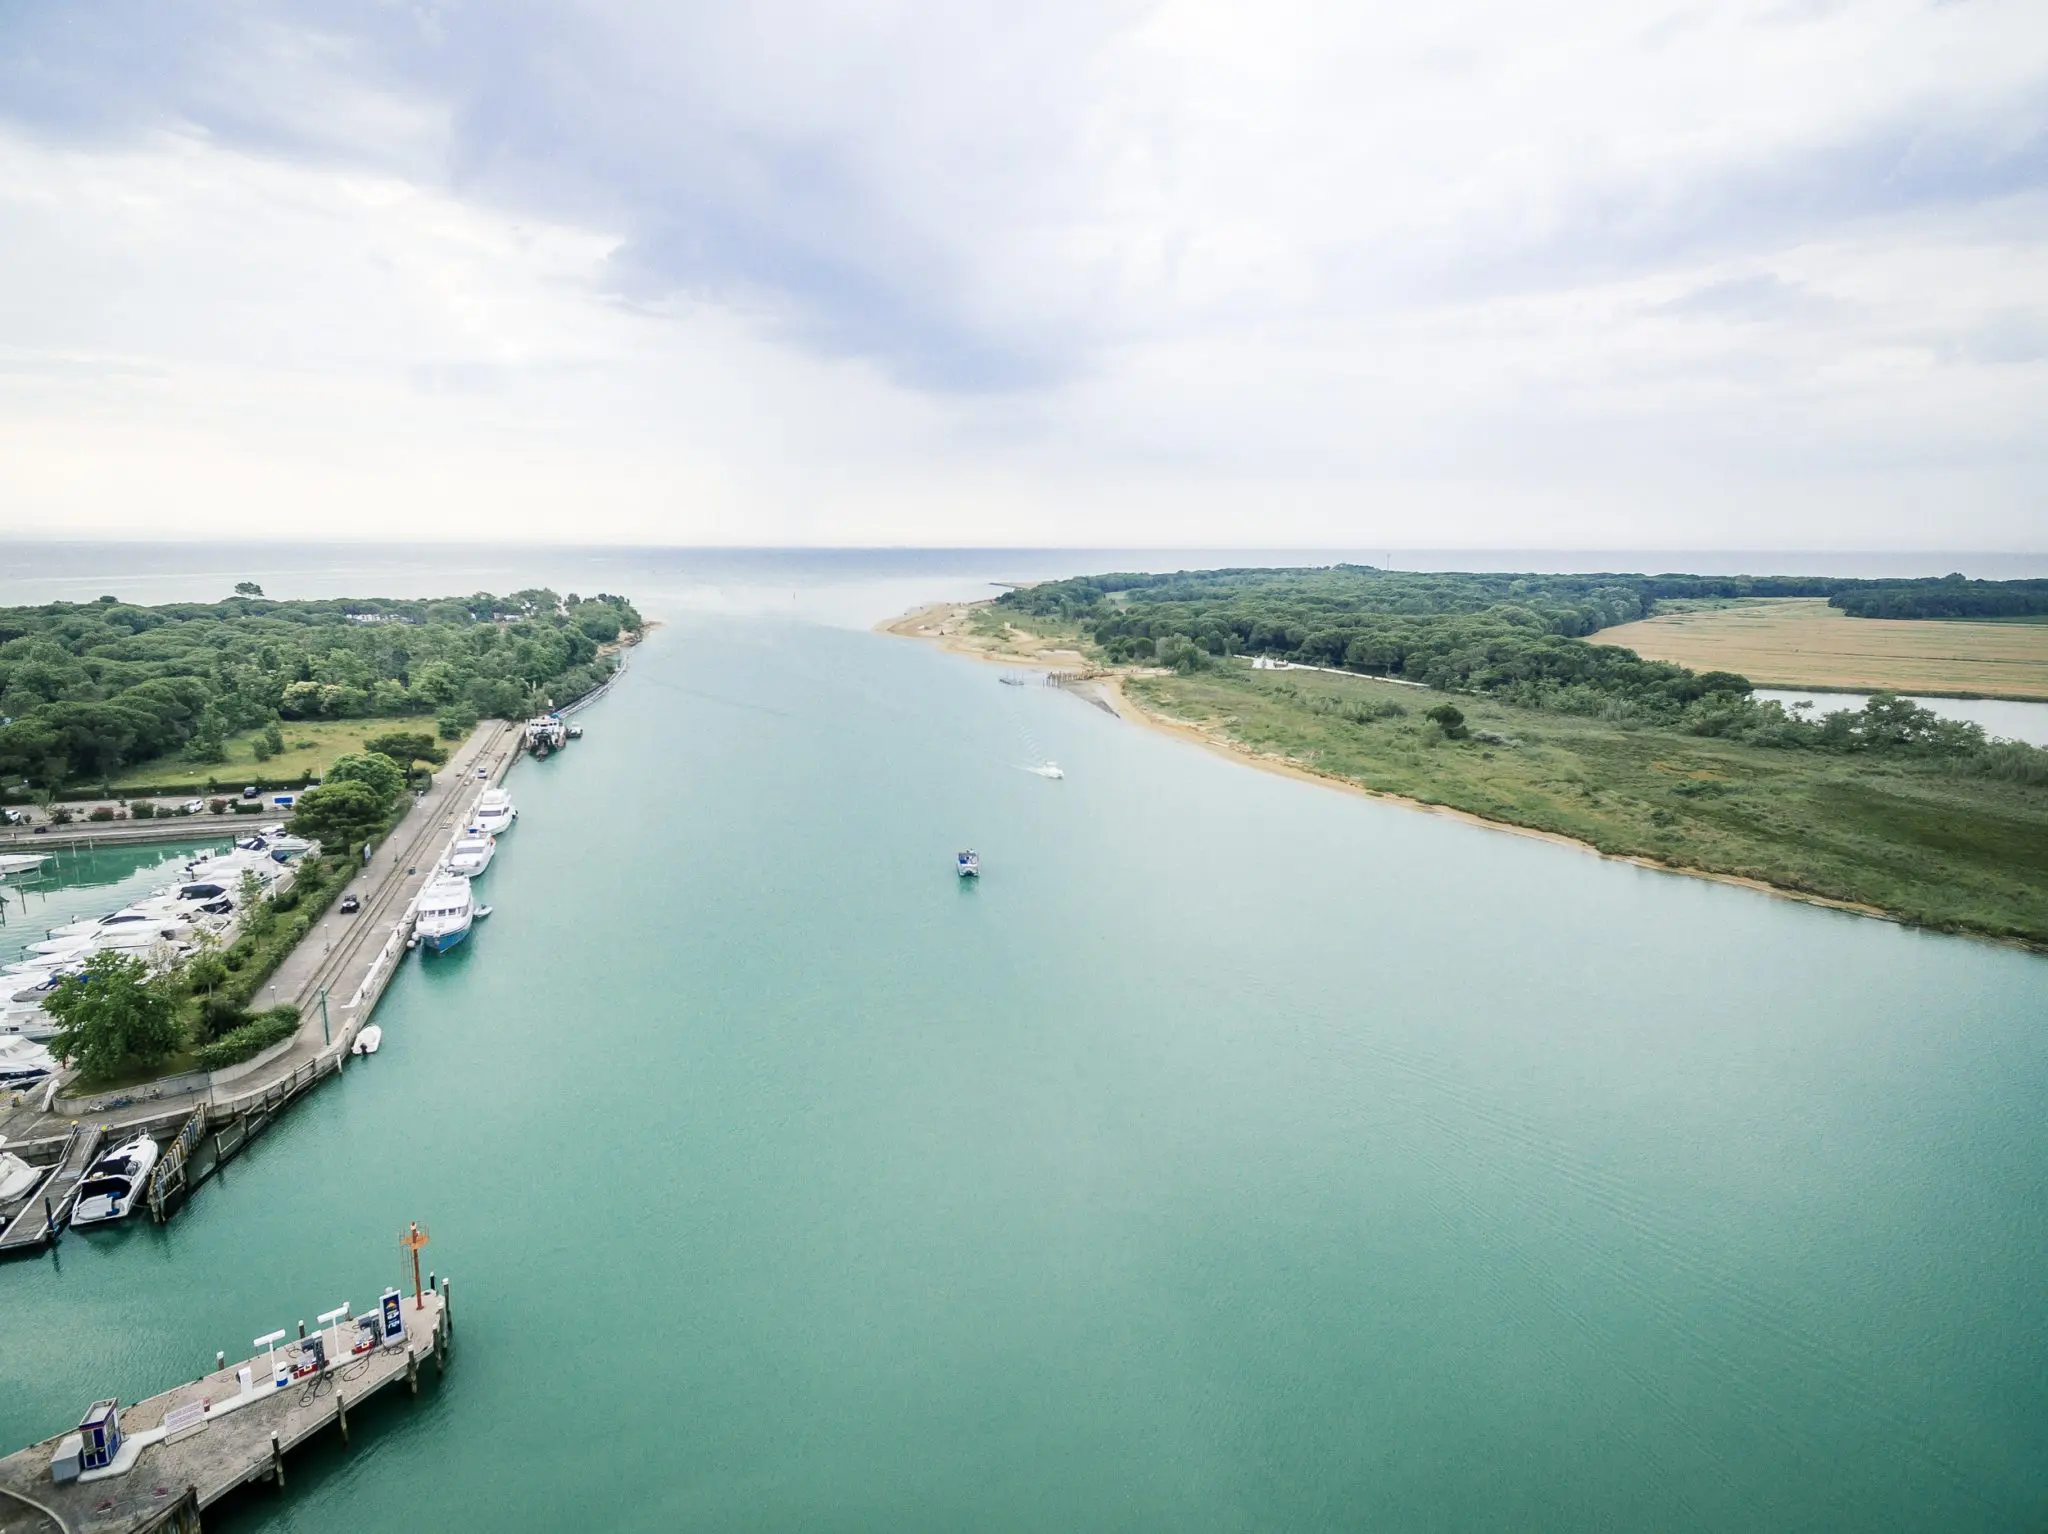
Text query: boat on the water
445 829 496 878
1030 761 1065 779
999 674 1027 686
351 1024 382 1056
473 787 516 835
957 850 981 878
70 1133 160 1225
415 876 476 954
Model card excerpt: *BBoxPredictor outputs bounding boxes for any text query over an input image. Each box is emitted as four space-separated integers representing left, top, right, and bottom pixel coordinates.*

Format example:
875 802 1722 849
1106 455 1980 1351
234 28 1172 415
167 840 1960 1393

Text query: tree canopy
45 950 183 1077
287 779 391 852
0 588 640 787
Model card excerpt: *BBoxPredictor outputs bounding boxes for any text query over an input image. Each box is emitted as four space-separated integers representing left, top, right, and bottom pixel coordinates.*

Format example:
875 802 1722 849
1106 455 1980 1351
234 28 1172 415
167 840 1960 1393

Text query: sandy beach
882 599 1899 929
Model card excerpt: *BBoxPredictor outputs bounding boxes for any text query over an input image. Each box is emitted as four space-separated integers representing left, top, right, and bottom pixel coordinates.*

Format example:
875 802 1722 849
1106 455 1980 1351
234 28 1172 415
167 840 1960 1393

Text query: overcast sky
1 1 2043 548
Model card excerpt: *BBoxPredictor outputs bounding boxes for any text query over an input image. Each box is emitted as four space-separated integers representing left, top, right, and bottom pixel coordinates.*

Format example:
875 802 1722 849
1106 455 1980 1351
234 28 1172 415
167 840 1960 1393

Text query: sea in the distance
1 546 2044 1532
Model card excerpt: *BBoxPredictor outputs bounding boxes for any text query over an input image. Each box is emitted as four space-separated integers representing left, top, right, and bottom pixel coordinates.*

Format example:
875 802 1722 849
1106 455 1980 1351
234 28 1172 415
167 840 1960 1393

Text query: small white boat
351 1025 382 1056
1030 761 1065 779
0 1036 57 1088
445 829 496 879
415 876 475 954
473 904 493 919
956 850 981 878
70 1133 160 1225
473 788 516 835
0 1138 43 1203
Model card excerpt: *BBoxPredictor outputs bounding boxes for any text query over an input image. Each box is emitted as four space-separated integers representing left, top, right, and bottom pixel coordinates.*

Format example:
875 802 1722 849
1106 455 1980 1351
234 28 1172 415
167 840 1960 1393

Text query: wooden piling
406 1347 418 1396
336 1391 348 1444
270 1432 284 1489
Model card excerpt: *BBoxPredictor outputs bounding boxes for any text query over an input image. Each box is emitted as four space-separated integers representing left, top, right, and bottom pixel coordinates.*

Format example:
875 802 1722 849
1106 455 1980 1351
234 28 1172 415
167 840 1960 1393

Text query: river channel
1 569 2044 1532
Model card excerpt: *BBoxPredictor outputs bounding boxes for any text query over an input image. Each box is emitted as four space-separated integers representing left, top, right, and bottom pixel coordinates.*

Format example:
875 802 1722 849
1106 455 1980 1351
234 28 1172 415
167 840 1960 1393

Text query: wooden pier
0 1125 104 1255
0 1287 451 1533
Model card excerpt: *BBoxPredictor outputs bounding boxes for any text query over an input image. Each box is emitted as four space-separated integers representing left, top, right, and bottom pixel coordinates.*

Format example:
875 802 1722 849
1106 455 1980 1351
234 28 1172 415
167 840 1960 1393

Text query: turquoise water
2 611 2045 1531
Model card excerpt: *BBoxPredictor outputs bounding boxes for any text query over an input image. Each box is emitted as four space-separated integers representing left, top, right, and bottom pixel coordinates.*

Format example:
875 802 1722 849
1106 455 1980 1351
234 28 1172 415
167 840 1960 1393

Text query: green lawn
93 715 429 793
1121 663 2048 947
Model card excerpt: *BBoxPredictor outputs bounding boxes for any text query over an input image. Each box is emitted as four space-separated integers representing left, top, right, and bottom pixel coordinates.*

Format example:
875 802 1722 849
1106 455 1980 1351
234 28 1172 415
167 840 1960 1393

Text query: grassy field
1594 599 2048 699
1121 663 2048 946
94 716 426 793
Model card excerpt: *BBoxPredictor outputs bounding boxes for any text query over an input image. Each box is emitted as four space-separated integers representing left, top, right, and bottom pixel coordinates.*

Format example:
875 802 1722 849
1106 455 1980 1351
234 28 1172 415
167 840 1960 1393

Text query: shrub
437 705 479 741
197 994 252 1041
51 806 74 823
233 801 262 814
193 1005 300 1070
209 798 230 814
87 805 116 822
130 800 157 818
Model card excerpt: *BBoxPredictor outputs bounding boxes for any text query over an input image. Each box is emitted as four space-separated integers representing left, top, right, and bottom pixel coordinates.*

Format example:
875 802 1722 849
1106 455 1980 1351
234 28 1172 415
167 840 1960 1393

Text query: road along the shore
0 722 516 1156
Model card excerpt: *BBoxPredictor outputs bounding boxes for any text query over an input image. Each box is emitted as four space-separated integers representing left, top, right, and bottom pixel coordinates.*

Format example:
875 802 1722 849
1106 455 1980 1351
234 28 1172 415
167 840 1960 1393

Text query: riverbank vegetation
986 568 2048 946
0 586 640 791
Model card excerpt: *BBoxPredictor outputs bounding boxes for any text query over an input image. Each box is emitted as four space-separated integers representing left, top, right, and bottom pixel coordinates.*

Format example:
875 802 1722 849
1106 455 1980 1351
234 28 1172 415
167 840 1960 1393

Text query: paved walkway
0 723 516 1149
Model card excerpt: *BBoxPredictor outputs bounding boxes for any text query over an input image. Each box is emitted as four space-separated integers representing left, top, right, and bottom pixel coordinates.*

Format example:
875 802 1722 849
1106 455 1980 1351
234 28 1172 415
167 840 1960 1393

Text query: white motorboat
415 876 475 955
44 903 181 940
351 1024 382 1056
70 1134 160 1225
473 788 516 835
956 850 981 878
445 829 496 878
1030 761 1065 779
0 1037 57 1087
0 1138 43 1203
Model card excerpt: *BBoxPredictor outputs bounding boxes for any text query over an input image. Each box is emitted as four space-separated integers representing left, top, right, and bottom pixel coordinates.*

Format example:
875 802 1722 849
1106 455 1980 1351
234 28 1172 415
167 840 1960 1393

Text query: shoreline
878 600 1949 939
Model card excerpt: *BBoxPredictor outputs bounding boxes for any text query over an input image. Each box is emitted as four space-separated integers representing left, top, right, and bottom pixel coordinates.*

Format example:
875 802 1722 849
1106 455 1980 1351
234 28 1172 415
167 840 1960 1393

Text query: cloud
0 0 2043 547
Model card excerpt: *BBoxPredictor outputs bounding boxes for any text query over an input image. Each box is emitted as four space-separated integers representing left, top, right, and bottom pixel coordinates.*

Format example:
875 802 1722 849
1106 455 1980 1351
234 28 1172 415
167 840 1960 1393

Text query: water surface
0 596 2043 1533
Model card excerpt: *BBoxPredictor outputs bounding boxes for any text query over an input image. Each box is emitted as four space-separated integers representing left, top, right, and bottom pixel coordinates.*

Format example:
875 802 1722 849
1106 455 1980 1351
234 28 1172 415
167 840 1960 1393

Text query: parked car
241 785 259 800
339 894 361 914
1 808 24 825
183 798 207 814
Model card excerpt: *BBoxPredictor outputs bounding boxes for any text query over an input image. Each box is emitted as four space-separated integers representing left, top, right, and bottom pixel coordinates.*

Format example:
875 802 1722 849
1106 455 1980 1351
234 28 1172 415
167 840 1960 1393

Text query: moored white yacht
473 788 516 835
415 876 476 954
445 829 496 879
0 1036 57 1088
70 1134 160 1225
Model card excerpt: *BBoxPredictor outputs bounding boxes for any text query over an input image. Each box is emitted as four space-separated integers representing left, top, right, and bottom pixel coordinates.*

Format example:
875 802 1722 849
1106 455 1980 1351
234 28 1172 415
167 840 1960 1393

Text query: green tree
185 708 228 763
234 581 264 597
46 950 183 1078
261 721 285 756
1425 703 1469 739
323 750 405 803
362 731 444 768
437 705 479 740
287 779 389 852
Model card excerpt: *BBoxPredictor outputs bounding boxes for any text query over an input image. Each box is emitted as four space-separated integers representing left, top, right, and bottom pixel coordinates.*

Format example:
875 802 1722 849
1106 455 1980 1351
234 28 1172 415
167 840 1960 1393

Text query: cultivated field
1594 599 2048 699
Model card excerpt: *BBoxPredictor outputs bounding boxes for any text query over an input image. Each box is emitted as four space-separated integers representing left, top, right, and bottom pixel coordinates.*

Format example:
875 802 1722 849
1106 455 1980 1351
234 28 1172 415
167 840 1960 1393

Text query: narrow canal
3 607 2044 1532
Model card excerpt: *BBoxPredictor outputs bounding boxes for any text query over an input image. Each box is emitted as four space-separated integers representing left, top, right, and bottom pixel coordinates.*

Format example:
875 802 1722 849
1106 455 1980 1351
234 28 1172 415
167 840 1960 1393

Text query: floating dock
0 1284 451 1533
0 1125 104 1255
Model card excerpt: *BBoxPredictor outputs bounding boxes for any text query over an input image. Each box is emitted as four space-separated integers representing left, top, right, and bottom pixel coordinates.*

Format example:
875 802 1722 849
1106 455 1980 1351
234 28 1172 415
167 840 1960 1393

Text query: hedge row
193 1005 302 1071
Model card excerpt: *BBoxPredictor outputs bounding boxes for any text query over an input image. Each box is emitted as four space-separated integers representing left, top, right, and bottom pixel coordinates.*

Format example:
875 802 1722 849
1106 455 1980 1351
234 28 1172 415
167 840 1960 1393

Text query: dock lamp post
255 1329 288 1388
318 1304 351 1369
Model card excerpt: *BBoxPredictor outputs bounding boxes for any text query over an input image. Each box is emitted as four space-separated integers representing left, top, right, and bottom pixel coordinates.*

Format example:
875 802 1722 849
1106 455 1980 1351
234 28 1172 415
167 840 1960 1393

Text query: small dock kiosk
0 1235 454 1533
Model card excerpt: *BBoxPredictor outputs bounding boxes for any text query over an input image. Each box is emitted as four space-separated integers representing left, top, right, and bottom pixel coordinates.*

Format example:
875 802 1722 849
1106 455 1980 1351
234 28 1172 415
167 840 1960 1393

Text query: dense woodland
997 568 2045 778
0 587 640 788
1829 575 2048 620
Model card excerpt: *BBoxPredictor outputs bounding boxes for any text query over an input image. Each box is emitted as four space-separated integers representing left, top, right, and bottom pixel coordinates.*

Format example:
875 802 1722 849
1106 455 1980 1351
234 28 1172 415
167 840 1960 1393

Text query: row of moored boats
0 831 314 1091
411 787 514 955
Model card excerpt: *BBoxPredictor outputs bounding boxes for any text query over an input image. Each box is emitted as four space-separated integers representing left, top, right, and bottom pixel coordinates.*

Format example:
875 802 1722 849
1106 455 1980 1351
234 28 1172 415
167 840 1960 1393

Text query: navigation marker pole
401 1221 431 1311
